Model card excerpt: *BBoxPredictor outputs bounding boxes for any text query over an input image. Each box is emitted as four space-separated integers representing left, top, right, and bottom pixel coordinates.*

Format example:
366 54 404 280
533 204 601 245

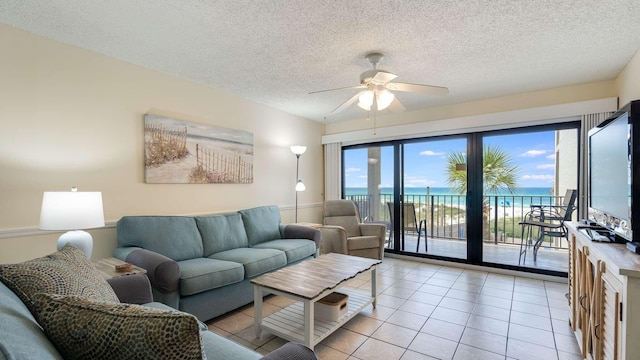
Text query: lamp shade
290 145 307 155
357 90 374 110
376 89 395 110
357 89 395 111
39 191 105 230
295 180 306 192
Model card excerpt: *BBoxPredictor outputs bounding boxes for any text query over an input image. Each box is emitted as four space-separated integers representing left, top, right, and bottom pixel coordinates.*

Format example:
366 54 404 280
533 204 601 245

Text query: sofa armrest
260 343 317 360
107 273 153 304
319 225 348 255
283 224 322 249
123 248 181 293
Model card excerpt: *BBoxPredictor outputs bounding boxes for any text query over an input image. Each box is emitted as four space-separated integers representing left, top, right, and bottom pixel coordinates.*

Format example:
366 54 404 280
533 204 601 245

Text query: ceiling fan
310 52 449 116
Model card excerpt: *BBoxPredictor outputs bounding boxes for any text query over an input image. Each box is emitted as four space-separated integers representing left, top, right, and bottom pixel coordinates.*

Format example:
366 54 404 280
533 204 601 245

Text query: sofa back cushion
196 213 248 256
117 216 203 261
239 206 282 246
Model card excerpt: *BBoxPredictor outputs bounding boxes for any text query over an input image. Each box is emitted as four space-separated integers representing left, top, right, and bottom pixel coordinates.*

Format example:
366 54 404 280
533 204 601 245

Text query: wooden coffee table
251 253 381 350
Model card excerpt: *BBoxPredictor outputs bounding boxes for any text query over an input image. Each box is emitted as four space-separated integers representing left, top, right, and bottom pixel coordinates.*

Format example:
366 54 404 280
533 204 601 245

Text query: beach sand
489 206 526 219
145 140 198 183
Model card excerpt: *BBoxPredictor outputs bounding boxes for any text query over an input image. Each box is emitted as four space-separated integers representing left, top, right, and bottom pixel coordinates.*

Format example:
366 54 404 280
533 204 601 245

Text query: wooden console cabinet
567 222 640 359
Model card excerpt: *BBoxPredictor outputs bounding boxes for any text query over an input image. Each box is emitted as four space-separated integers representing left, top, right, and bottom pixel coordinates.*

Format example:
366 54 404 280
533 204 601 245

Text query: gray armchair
322 200 386 260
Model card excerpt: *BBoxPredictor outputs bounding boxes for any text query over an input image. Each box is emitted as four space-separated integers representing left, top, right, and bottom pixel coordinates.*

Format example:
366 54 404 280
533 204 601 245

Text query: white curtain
324 142 341 200
579 112 614 219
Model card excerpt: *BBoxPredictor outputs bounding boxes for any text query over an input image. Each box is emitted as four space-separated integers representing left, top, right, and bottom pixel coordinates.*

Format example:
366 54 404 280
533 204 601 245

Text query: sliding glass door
402 138 467 259
341 122 578 274
343 144 395 249
482 127 578 272
343 137 468 258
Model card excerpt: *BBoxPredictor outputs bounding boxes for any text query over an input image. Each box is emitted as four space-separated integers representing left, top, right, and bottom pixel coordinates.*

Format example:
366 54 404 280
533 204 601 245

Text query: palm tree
445 145 519 240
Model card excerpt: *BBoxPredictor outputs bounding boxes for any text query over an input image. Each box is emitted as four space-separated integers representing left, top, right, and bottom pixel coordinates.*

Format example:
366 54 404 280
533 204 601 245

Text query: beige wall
0 24 325 263
616 49 640 106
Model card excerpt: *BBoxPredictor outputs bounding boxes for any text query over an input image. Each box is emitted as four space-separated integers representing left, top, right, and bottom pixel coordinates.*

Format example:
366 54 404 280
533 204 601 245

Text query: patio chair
322 200 387 260
518 189 577 264
387 202 427 252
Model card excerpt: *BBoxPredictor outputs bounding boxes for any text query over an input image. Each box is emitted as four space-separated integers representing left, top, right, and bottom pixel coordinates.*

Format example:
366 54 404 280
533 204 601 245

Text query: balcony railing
345 193 571 250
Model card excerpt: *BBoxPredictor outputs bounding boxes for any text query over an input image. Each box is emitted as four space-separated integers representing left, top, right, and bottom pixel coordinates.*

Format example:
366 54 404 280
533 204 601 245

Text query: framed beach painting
144 114 254 184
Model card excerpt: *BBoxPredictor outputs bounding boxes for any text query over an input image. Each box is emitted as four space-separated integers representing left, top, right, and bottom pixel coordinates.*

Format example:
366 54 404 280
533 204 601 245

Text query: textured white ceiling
1 0 640 123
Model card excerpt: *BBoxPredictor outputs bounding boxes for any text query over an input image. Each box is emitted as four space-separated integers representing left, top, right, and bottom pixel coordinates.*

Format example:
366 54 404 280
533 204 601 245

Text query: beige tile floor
205 257 580 360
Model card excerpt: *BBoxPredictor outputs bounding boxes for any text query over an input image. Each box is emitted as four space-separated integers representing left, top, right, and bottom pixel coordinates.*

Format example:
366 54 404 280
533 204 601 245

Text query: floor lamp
290 145 306 223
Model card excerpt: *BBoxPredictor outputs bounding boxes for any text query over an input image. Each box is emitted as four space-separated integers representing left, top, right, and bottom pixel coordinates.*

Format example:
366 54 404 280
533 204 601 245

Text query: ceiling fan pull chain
372 91 378 135
373 109 377 136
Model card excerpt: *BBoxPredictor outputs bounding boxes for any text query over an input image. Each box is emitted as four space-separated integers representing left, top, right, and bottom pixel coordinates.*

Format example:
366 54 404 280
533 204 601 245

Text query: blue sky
344 130 559 189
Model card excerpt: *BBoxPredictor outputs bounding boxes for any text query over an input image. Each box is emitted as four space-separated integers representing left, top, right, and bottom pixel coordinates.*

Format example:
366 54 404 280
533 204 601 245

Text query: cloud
522 174 555 181
546 154 556 160
521 150 547 157
420 150 445 156
404 176 436 186
345 167 360 173
536 164 555 170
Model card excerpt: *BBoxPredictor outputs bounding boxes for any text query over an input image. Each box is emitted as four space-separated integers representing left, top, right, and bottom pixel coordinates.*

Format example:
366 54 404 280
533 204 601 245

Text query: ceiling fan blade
309 85 365 94
331 91 364 114
388 97 406 113
372 71 398 84
386 82 449 96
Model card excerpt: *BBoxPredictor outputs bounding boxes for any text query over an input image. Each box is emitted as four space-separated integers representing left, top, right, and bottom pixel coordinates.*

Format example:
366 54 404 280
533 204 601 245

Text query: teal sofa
114 205 321 321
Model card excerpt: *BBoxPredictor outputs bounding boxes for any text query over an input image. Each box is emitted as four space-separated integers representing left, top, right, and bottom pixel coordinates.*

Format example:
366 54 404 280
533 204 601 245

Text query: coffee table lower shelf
260 288 372 347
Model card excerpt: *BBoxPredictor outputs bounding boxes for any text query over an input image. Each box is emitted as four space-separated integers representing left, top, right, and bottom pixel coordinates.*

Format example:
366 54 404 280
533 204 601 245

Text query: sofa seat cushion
347 236 381 251
33 293 204 360
210 248 286 278
0 244 119 316
196 213 249 257
178 258 245 296
252 239 316 263
0 282 63 359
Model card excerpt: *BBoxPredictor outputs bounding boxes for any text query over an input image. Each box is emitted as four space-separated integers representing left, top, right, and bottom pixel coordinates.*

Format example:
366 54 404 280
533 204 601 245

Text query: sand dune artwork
144 114 253 184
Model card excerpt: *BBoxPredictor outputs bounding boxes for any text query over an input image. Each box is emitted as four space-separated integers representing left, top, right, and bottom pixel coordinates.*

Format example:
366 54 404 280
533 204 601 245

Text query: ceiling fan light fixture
357 90 374 110
376 88 394 110
357 103 370 111
357 89 394 111
311 52 448 118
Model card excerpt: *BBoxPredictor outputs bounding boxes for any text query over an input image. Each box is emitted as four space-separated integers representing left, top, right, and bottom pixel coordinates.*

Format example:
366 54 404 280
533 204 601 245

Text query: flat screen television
588 100 640 242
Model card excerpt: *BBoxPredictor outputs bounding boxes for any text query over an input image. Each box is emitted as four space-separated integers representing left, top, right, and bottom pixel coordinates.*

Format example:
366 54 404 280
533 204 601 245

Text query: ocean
344 187 557 208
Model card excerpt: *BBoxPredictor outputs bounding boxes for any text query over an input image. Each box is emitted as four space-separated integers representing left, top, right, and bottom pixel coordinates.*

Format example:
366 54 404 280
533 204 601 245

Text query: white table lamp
39 188 105 258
